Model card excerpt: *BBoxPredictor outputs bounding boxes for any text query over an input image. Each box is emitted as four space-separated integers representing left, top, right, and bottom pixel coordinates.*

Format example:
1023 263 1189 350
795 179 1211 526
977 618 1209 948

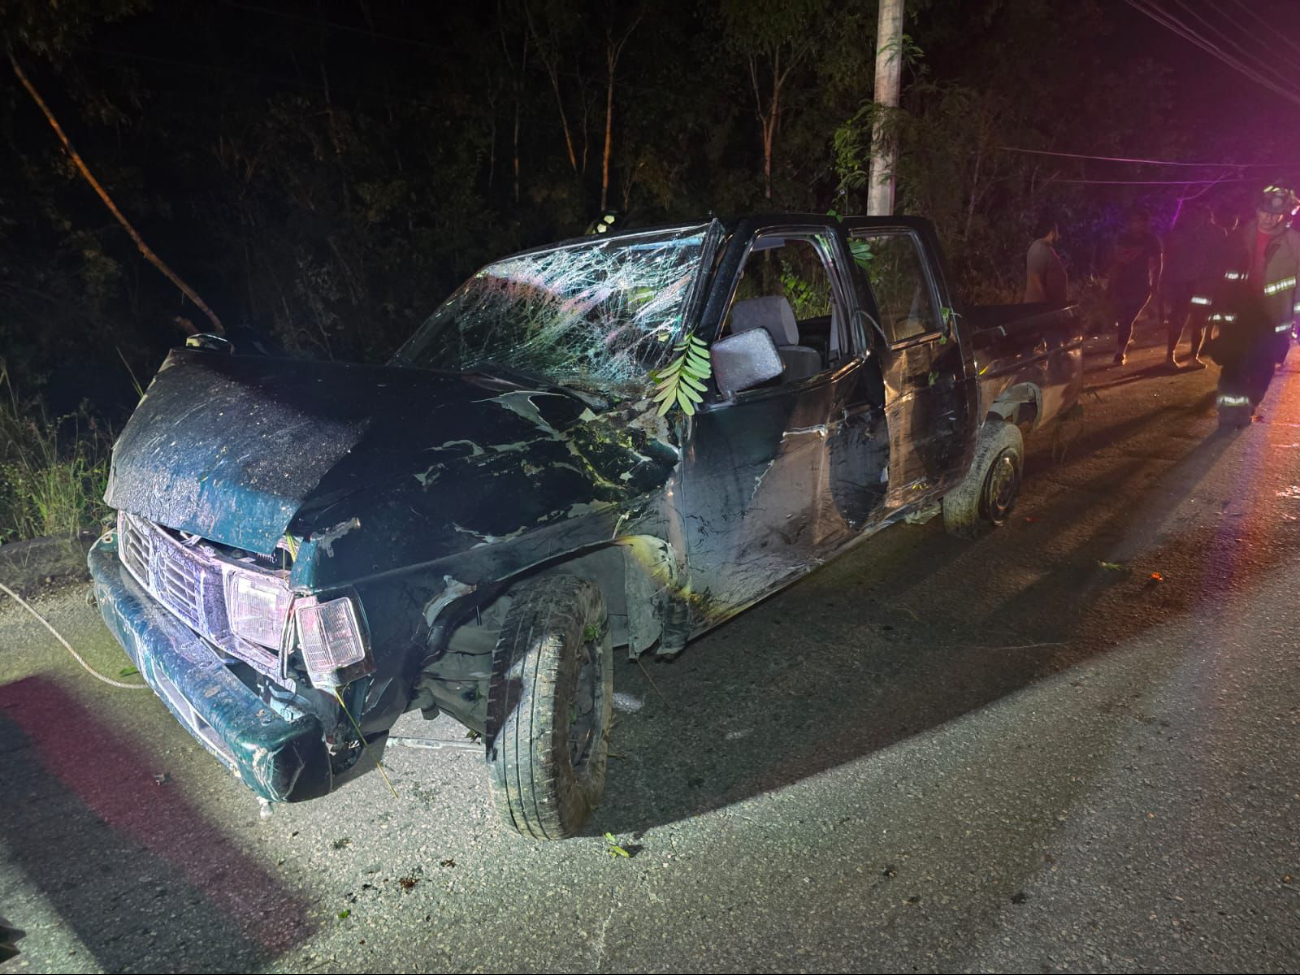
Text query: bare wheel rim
567 630 602 771
982 450 1020 523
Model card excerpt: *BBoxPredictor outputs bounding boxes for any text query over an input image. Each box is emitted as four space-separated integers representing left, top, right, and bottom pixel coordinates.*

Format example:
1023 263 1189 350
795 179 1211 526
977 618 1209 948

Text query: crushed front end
88 512 377 802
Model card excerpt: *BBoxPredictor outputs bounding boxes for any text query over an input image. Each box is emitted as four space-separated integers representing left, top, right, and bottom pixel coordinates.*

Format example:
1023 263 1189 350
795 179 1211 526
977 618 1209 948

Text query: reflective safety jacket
1201 221 1300 336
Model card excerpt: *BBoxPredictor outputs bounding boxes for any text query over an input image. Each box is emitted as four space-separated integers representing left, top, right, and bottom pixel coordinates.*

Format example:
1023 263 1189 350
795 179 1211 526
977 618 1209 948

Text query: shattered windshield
395 224 713 392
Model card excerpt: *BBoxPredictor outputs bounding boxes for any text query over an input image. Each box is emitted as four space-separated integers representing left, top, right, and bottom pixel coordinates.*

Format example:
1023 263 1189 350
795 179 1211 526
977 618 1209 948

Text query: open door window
716 231 856 386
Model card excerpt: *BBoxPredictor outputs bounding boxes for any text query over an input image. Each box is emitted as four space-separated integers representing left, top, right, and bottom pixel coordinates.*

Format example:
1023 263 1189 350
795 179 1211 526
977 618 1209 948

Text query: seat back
730 296 823 381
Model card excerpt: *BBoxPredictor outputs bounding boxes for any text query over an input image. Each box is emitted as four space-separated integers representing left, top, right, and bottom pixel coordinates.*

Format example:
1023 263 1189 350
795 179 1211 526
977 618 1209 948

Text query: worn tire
942 419 1024 539
486 573 613 840
1217 403 1252 429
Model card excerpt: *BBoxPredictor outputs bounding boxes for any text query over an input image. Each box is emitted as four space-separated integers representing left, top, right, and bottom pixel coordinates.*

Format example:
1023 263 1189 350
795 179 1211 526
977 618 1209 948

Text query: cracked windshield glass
397 224 714 392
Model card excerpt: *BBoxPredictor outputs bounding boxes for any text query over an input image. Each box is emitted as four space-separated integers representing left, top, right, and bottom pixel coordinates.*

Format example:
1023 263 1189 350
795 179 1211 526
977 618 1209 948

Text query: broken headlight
295 595 372 687
223 570 292 649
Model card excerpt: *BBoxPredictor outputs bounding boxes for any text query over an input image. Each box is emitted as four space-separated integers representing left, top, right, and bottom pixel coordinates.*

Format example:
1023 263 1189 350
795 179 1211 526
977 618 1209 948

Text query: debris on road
612 692 644 713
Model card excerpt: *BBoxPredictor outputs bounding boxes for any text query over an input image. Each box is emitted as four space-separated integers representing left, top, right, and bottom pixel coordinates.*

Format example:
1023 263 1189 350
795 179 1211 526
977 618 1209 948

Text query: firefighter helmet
585 211 623 235
1257 185 1298 215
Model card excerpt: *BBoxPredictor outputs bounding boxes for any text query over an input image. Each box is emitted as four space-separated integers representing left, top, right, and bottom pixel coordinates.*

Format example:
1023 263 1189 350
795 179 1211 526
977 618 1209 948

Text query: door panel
838 225 972 508
880 337 968 504
680 364 887 629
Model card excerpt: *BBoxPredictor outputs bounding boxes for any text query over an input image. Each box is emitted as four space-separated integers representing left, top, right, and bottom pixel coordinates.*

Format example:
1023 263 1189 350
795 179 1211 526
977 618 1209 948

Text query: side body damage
89 215 1082 819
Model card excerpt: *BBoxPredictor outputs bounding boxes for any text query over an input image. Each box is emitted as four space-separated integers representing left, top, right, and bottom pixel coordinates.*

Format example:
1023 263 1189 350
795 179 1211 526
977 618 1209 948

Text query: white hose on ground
0 581 146 690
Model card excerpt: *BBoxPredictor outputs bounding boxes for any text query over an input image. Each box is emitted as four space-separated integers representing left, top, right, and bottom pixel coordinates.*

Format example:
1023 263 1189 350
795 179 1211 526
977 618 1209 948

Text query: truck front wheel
486 573 613 840
942 419 1024 538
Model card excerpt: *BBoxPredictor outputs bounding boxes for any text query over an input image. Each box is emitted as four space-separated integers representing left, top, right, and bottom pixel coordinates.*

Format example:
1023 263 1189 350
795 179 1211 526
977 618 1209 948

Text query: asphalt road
2 321 1299 974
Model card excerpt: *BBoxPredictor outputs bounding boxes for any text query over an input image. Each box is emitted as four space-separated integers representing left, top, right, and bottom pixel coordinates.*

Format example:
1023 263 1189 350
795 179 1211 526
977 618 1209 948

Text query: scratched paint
90 213 1083 808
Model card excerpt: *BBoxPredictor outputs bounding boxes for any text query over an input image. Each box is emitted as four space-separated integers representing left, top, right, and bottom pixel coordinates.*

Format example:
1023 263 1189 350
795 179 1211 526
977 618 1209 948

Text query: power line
1228 0 1300 65
1051 177 1256 185
1134 0 1298 102
1129 0 1291 101
1126 0 1300 109
1166 0 1300 93
997 146 1294 168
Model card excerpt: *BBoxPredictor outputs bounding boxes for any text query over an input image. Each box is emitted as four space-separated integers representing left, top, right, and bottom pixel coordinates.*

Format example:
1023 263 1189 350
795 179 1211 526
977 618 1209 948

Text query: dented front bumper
88 534 331 802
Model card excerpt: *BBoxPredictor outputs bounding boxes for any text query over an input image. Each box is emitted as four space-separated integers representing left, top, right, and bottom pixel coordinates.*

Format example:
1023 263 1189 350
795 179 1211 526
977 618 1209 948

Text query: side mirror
710 328 784 399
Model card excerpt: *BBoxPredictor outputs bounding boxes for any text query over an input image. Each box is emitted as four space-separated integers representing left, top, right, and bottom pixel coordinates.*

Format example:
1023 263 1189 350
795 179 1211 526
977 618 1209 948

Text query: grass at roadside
0 366 113 543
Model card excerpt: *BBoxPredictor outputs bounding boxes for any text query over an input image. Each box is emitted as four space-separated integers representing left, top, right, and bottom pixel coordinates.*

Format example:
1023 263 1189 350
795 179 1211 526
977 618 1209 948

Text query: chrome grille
116 511 286 678
154 544 205 629
119 512 153 586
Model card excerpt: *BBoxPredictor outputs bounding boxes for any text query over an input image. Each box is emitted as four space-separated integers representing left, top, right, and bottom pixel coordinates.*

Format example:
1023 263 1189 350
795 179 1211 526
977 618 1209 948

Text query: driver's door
676 222 889 628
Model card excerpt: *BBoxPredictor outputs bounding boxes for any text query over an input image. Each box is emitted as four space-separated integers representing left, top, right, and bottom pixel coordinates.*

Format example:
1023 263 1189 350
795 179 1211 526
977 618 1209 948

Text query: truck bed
966 302 1084 430
966 302 1078 349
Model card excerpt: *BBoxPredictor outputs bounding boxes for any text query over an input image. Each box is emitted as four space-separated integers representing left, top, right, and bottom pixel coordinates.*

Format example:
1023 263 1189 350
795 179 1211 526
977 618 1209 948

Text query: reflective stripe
1209 313 1237 323
1191 295 1212 305
1224 270 1244 280
1294 300 1300 313
1264 275 1298 295
1218 394 1251 407
1277 323 1293 333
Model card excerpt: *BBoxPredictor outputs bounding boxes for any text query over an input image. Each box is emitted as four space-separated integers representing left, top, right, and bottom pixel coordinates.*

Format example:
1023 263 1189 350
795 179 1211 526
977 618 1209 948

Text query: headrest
730 295 798 346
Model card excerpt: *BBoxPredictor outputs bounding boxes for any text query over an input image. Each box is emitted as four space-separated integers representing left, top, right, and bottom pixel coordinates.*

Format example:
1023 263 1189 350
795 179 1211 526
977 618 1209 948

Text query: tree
719 0 826 200
599 3 643 211
6 0 224 335
10 51 222 335
524 0 586 176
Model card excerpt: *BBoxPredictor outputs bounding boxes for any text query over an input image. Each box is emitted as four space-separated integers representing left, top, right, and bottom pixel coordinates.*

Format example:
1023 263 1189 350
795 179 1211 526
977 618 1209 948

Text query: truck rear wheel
943 419 1024 539
486 573 613 840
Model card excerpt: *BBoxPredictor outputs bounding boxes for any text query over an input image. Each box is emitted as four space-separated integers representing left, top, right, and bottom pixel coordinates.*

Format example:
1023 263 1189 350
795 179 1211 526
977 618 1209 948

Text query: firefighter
1162 203 1223 368
1204 279 1277 427
1222 186 1300 365
1198 187 1300 424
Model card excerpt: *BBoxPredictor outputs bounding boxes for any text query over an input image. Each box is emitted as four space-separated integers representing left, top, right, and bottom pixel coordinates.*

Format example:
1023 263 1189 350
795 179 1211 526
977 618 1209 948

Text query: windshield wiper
465 362 609 412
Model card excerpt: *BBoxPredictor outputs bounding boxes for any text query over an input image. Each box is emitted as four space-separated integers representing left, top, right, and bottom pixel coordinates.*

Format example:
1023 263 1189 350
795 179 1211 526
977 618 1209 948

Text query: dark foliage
1 0 1297 537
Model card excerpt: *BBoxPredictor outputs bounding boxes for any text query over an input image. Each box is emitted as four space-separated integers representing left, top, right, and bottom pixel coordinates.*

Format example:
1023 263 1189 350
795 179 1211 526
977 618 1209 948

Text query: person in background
1200 186 1300 423
1107 207 1163 366
1214 203 1240 235
1023 215 1068 307
1242 186 1300 367
1161 203 1222 369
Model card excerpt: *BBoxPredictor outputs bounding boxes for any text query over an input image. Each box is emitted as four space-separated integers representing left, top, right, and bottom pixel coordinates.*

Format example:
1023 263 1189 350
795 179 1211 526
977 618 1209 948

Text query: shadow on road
591 381 1254 837
1086 363 1174 392
0 676 316 973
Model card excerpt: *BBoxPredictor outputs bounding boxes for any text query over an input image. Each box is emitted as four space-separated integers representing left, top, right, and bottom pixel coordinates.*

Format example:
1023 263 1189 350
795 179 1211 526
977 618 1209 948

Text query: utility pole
866 0 904 216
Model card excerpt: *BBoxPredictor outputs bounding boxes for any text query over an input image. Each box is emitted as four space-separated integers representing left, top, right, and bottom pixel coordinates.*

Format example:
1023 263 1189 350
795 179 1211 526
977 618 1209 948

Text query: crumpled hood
106 349 675 559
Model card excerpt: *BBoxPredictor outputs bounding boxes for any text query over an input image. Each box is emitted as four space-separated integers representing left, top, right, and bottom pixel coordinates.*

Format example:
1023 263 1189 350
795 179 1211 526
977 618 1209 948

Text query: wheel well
988 383 1041 431
418 537 676 729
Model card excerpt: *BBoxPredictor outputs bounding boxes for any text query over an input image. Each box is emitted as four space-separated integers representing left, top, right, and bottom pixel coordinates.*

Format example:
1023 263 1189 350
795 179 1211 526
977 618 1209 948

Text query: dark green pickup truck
89 214 1082 838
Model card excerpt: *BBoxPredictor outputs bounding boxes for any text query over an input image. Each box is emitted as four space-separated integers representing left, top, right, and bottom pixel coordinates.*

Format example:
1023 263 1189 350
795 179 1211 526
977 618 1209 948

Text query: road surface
2 324 1298 974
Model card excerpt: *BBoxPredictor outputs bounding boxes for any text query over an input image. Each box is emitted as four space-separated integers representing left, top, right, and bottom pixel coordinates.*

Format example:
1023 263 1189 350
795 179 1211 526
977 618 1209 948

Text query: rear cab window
848 230 944 346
